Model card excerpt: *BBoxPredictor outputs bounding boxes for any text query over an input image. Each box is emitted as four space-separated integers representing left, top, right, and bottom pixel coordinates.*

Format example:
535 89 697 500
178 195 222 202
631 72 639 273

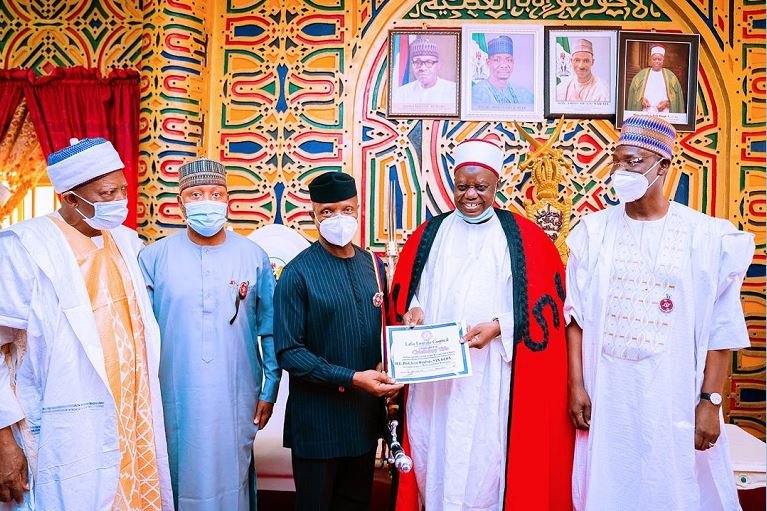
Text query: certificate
385 321 472 383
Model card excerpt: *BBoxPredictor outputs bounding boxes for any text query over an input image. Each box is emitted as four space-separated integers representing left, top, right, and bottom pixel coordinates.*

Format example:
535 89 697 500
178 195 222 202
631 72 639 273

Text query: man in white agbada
0 138 172 510
565 115 753 511
392 135 572 511
392 37 456 107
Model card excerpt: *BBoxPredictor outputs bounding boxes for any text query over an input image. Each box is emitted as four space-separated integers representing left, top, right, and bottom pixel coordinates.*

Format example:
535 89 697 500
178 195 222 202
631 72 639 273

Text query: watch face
710 393 723 406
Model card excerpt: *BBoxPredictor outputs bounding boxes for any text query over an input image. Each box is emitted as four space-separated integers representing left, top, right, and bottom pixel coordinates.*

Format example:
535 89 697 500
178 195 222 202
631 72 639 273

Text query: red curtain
9 67 141 228
0 69 31 137
107 70 140 229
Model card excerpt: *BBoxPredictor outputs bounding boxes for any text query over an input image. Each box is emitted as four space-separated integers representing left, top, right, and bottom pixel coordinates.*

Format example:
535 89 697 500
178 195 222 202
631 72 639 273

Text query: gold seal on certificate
385 321 472 383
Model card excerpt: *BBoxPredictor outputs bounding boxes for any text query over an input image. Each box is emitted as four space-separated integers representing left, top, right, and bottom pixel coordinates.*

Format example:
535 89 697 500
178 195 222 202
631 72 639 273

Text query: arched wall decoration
344 0 764 436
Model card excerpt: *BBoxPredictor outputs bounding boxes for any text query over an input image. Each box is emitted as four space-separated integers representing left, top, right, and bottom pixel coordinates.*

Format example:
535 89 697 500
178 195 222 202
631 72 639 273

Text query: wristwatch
700 392 723 406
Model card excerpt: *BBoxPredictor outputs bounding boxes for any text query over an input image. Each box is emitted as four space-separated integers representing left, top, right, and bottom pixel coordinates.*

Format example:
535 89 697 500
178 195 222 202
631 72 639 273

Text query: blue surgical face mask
68 192 128 231
184 200 228 237
455 206 495 224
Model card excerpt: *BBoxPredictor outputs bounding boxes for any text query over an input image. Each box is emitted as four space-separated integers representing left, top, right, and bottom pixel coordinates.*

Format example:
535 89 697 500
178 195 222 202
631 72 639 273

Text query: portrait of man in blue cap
471 34 534 108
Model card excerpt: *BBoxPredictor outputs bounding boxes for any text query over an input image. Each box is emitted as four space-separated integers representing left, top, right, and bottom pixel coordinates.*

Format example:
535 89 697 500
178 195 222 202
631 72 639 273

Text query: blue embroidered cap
618 115 676 160
488 36 514 56
178 157 227 192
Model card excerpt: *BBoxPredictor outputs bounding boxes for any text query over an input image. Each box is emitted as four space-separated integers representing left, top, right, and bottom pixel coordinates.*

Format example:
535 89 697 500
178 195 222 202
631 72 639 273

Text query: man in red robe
387 135 574 510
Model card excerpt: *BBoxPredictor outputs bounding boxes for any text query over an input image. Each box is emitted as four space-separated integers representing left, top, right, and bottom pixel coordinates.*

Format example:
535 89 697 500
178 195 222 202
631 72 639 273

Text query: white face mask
319 214 358 247
612 160 662 203
69 192 128 230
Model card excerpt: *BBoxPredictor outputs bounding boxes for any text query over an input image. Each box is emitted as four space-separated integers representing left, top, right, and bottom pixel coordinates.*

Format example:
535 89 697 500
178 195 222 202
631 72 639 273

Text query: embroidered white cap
453 134 505 177
47 137 124 193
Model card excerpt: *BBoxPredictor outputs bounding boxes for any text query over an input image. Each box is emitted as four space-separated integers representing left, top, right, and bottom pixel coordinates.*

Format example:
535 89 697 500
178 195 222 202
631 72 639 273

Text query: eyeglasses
411 59 438 69
609 157 659 172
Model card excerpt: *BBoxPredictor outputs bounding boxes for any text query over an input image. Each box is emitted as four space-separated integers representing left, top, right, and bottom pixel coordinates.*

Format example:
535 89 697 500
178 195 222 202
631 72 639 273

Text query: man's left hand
462 320 501 349
694 401 720 451
253 400 275 430
657 100 670 112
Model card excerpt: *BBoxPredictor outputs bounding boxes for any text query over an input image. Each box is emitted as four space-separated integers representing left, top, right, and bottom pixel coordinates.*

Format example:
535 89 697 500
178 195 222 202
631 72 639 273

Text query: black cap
308 172 357 203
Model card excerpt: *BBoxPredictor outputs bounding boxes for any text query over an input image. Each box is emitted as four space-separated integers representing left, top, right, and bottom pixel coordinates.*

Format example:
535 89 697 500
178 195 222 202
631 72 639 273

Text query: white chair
249 224 311 492
254 370 295 491
725 423 766 490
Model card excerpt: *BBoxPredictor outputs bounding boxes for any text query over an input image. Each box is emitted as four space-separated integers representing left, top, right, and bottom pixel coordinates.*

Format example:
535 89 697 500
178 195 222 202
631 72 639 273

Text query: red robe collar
387 209 574 510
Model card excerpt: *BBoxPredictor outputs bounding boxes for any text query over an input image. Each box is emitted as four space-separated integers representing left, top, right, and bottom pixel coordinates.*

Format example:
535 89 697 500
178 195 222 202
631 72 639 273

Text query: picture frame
544 27 619 119
617 31 700 131
461 24 544 122
387 28 461 119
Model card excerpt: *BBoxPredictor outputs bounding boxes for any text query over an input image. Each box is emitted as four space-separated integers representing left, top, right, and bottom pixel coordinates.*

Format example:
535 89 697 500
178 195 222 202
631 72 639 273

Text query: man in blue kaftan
139 157 280 510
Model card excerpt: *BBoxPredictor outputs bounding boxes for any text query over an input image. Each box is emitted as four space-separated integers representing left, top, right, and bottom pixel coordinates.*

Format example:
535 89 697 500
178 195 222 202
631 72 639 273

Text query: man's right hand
402 307 425 327
0 427 29 503
352 370 403 398
568 384 592 431
641 97 651 108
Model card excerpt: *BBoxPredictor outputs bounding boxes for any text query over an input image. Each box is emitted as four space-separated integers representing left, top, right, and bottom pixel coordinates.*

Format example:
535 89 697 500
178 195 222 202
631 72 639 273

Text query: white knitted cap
453 136 505 176
47 137 124 192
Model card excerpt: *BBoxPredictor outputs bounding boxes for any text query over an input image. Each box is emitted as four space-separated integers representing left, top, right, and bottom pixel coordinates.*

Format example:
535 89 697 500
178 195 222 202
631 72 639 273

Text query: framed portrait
617 31 700 131
544 27 618 119
387 29 461 118
461 24 544 121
